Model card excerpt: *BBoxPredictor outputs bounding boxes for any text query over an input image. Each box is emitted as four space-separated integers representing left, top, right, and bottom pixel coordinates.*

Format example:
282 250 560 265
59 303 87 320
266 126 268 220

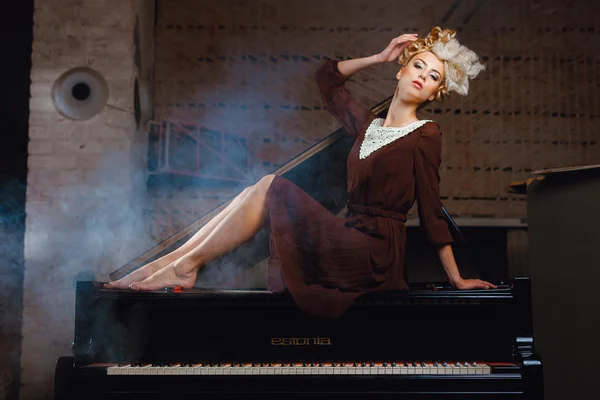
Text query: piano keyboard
106 361 491 376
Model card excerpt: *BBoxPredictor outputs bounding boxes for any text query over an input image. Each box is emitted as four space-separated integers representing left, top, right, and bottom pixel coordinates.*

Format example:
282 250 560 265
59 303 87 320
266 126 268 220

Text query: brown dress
265 59 454 319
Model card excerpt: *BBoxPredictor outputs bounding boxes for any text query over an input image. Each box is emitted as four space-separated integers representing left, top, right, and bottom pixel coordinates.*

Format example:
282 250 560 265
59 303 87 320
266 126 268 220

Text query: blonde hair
398 26 486 103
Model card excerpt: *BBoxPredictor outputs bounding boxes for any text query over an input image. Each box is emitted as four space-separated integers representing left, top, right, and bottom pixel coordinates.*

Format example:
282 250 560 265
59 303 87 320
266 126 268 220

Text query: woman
106 26 496 318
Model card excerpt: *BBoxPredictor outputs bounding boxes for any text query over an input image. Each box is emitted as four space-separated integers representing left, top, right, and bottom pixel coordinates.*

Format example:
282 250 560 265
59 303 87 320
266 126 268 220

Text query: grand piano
54 96 544 399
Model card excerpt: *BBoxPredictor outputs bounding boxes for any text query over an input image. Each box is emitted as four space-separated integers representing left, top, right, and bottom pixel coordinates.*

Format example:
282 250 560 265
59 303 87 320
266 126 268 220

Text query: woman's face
396 51 444 103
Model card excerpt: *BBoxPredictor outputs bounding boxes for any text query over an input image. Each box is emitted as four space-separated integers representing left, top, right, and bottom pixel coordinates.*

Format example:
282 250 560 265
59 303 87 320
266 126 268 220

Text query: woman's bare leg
105 185 254 289
129 174 277 291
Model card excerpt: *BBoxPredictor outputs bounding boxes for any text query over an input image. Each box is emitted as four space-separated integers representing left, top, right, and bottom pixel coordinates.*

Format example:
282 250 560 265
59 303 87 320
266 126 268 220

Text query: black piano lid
82 279 519 303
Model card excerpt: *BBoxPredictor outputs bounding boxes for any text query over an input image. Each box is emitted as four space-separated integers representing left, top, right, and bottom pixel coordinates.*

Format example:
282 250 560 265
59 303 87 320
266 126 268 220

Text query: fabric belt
347 203 407 222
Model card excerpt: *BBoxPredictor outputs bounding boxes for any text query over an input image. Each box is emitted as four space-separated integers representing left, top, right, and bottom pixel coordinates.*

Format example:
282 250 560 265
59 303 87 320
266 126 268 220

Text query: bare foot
128 257 198 291
104 259 167 289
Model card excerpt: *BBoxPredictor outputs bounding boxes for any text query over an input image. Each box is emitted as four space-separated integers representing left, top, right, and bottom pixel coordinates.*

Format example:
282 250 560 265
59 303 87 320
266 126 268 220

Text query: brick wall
21 1 153 398
151 0 600 238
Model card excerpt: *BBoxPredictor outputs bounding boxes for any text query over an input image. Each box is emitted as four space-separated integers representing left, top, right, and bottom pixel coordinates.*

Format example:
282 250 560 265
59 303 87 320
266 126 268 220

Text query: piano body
56 279 542 399
54 97 543 399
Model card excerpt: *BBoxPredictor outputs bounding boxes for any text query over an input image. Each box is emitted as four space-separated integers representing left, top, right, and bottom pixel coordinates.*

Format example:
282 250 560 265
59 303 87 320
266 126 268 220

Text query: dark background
0 1 33 399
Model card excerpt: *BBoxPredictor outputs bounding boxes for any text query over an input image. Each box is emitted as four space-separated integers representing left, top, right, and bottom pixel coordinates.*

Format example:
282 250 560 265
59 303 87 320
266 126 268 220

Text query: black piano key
383 362 388 367
421 361 426 367
392 362 397 367
404 361 409 367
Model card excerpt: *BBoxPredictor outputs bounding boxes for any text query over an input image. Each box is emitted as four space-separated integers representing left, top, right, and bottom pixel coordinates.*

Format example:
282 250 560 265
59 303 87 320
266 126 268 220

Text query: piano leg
54 356 76 400
523 359 544 400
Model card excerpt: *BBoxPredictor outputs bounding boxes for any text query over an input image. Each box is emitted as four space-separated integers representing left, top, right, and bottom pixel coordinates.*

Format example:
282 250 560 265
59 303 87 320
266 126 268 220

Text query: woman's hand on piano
454 278 497 290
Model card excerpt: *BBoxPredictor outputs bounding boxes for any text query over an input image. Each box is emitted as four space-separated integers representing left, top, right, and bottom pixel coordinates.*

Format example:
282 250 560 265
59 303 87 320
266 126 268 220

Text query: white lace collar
359 118 433 160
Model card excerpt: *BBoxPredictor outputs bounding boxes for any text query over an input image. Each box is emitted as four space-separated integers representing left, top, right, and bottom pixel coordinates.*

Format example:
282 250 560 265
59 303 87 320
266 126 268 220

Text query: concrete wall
21 1 154 398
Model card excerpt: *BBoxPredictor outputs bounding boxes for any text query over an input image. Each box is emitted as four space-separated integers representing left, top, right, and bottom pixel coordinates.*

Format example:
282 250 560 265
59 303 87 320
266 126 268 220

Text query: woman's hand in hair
377 34 418 63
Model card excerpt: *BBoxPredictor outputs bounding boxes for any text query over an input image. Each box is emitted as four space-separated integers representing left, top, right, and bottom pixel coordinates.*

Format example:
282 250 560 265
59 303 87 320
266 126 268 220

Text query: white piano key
104 361 494 376
106 366 119 375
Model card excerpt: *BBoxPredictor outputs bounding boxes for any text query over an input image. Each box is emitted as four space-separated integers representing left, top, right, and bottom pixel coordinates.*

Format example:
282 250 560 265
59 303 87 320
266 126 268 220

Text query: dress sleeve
414 124 454 245
315 59 373 137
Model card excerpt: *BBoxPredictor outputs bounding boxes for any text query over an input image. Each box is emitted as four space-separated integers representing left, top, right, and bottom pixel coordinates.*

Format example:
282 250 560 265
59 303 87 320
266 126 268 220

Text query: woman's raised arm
337 33 418 76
